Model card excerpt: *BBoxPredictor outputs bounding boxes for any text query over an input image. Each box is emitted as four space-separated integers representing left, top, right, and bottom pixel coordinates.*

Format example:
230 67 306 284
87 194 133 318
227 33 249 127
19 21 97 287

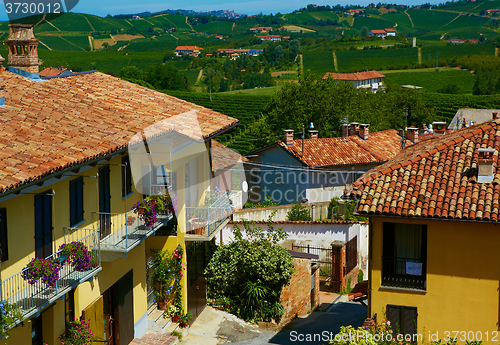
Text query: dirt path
59 36 85 50
333 51 338 72
418 47 422 64
232 22 235 31
38 40 52 51
195 69 203 85
34 14 46 27
88 36 93 50
44 18 61 31
78 13 95 31
405 9 414 28
438 12 461 31
186 17 195 31
300 54 304 74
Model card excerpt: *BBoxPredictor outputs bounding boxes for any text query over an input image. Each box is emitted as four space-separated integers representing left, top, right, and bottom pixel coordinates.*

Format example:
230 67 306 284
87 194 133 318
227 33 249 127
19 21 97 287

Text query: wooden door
82 296 104 343
117 270 134 345
103 287 117 345
99 166 111 238
187 242 207 322
34 192 52 258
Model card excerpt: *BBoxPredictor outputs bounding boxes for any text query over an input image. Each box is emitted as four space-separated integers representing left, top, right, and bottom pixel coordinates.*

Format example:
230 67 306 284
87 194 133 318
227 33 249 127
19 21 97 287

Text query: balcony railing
94 209 173 252
0 229 101 320
186 193 233 238
382 257 426 290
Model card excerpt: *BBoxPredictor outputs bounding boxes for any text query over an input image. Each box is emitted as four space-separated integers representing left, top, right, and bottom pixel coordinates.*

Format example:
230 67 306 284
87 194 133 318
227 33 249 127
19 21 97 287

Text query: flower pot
127 216 136 226
157 301 168 310
180 321 188 328
172 315 180 323
138 207 145 214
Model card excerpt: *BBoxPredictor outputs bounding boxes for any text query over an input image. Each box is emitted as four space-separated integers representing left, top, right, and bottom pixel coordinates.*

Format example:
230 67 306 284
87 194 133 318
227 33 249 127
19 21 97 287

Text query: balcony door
99 166 111 238
35 192 53 259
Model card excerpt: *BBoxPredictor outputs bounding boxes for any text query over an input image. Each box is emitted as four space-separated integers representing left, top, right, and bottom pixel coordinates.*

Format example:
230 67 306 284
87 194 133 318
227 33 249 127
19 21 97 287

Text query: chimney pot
432 121 446 136
407 127 418 143
349 123 360 136
308 129 318 140
359 124 369 140
493 112 498 120
6 24 40 78
478 148 496 183
342 124 349 138
463 117 467 128
284 129 294 146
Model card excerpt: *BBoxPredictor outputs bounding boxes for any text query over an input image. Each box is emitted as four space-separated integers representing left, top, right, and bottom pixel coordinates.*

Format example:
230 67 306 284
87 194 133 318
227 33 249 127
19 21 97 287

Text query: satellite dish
242 181 248 193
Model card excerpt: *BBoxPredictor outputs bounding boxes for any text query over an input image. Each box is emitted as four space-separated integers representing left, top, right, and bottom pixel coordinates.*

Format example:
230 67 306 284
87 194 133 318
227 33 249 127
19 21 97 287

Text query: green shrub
286 202 311 221
358 269 364 283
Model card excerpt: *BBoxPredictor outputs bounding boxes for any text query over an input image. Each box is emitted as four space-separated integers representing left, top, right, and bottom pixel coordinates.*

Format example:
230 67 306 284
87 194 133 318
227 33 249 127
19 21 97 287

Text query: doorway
34 191 53 258
99 166 111 238
103 287 117 345
187 241 207 322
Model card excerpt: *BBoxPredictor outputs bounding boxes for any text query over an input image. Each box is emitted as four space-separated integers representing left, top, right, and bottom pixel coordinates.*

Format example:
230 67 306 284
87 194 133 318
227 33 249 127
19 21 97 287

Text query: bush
59 319 93 345
205 214 294 322
358 269 364 283
286 202 311 221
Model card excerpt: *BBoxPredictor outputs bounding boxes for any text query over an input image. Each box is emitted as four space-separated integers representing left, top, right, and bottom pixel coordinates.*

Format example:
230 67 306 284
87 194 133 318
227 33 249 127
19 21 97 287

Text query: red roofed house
257 35 282 42
323 70 385 91
348 9 364 15
384 28 397 36
369 29 388 38
349 118 500 339
246 123 408 205
0 24 238 344
174 45 203 57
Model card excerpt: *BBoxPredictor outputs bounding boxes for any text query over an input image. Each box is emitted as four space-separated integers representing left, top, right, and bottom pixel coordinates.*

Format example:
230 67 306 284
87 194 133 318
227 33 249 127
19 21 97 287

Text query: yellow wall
370 217 500 343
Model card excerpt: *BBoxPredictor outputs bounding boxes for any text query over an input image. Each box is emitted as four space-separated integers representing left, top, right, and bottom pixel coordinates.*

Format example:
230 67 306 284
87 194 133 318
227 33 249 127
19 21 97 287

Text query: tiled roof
351 120 500 221
323 70 385 81
0 70 239 193
384 28 396 32
39 67 67 77
277 129 405 167
448 108 500 130
233 220 366 224
370 30 387 34
175 46 202 51
211 140 248 173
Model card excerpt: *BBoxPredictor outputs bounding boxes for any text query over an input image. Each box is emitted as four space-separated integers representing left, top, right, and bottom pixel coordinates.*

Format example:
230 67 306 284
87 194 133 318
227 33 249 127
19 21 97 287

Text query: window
65 291 75 324
0 208 8 262
386 305 417 340
69 177 84 226
382 223 427 290
122 155 133 197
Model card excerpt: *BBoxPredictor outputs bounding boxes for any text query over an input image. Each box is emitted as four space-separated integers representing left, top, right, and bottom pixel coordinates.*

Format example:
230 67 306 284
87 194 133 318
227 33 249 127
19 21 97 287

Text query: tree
286 202 311 221
274 45 284 61
437 83 460 94
102 42 110 50
204 214 294 322
360 26 369 37
145 64 189 91
118 66 145 81
289 39 300 55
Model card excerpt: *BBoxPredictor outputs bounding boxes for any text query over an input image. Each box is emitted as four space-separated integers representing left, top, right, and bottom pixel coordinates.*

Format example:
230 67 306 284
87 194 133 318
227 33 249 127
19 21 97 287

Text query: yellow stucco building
351 119 500 343
0 24 239 345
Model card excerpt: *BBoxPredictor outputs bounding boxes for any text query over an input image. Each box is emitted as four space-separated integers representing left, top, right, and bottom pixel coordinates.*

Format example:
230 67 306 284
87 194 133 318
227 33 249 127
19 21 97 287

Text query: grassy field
336 48 419 71
351 16 395 30
421 43 495 62
383 68 476 93
193 21 234 35
303 51 336 76
179 69 201 86
407 9 459 31
221 85 284 95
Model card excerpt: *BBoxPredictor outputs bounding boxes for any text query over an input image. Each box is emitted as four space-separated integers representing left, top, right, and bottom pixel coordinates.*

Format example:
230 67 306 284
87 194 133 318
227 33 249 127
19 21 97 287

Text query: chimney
308 129 318 139
7 24 40 79
462 117 467 128
342 124 349 138
349 123 360 136
284 129 294 145
407 127 418 143
493 112 498 120
478 148 496 183
359 124 369 140
432 121 446 136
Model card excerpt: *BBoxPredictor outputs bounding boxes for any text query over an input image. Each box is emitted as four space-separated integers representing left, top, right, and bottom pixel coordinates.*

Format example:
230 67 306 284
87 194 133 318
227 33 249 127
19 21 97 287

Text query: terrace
1 229 101 321
185 192 233 240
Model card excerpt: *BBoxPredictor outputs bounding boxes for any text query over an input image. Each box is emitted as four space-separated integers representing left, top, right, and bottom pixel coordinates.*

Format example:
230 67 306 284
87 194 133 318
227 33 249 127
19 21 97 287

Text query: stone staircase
147 304 190 339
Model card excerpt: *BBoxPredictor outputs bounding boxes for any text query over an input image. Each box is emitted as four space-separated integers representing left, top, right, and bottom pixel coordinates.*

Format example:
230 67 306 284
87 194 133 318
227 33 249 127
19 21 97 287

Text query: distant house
174 45 203 57
132 15 140 19
486 9 500 14
217 48 263 57
215 35 223 39
323 70 385 91
348 9 364 15
369 29 388 38
448 109 500 130
384 28 397 36
257 35 282 41
246 124 408 204
447 39 467 44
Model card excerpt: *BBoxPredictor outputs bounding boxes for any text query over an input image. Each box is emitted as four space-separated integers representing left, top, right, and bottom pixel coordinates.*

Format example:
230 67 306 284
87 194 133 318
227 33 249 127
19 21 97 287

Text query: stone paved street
130 331 178 345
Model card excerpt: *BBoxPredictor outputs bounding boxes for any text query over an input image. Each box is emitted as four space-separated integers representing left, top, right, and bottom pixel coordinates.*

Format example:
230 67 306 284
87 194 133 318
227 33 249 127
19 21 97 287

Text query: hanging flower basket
59 242 92 272
22 257 61 287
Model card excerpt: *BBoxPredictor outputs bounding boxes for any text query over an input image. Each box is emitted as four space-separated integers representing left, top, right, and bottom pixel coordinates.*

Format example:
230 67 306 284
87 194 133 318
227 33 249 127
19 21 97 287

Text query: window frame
122 155 133 197
69 177 84 227
0 208 8 262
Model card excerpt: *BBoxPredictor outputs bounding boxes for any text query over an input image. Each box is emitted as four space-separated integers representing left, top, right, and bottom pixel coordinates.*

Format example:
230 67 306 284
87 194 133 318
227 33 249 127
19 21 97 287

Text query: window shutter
386 304 402 334
70 179 76 224
0 208 8 262
403 307 417 338
77 178 84 221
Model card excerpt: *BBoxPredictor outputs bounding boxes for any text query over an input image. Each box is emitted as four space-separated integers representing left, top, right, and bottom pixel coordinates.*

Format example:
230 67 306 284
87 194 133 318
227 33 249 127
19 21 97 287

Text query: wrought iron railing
94 209 173 252
382 257 426 290
186 193 233 237
0 229 101 320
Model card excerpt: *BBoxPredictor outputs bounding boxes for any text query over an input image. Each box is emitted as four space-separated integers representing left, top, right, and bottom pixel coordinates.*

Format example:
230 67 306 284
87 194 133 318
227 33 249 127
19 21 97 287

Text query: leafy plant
59 242 91 272
339 277 354 295
286 202 311 221
0 300 24 339
151 248 183 303
244 196 280 209
178 312 192 327
22 257 61 287
205 213 294 323
358 269 364 283
170 330 183 340
132 199 157 226
59 318 93 345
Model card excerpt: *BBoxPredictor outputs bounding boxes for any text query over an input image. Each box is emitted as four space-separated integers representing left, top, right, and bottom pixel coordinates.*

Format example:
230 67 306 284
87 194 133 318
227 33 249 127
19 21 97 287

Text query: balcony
0 229 101 321
381 257 426 291
94 210 173 261
185 193 233 240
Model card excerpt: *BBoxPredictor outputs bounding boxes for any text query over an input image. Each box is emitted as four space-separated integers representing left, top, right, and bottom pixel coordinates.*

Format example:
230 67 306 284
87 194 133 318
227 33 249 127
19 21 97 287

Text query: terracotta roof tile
0 71 239 193
323 70 385 81
351 120 500 222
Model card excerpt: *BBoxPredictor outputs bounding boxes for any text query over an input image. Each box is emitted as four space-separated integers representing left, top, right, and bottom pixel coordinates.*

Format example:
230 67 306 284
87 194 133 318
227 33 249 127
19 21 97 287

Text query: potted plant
178 312 192 328
22 257 61 287
132 199 156 226
127 216 136 225
59 241 92 272
0 299 24 339
59 318 93 345
151 249 176 310
163 304 180 320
